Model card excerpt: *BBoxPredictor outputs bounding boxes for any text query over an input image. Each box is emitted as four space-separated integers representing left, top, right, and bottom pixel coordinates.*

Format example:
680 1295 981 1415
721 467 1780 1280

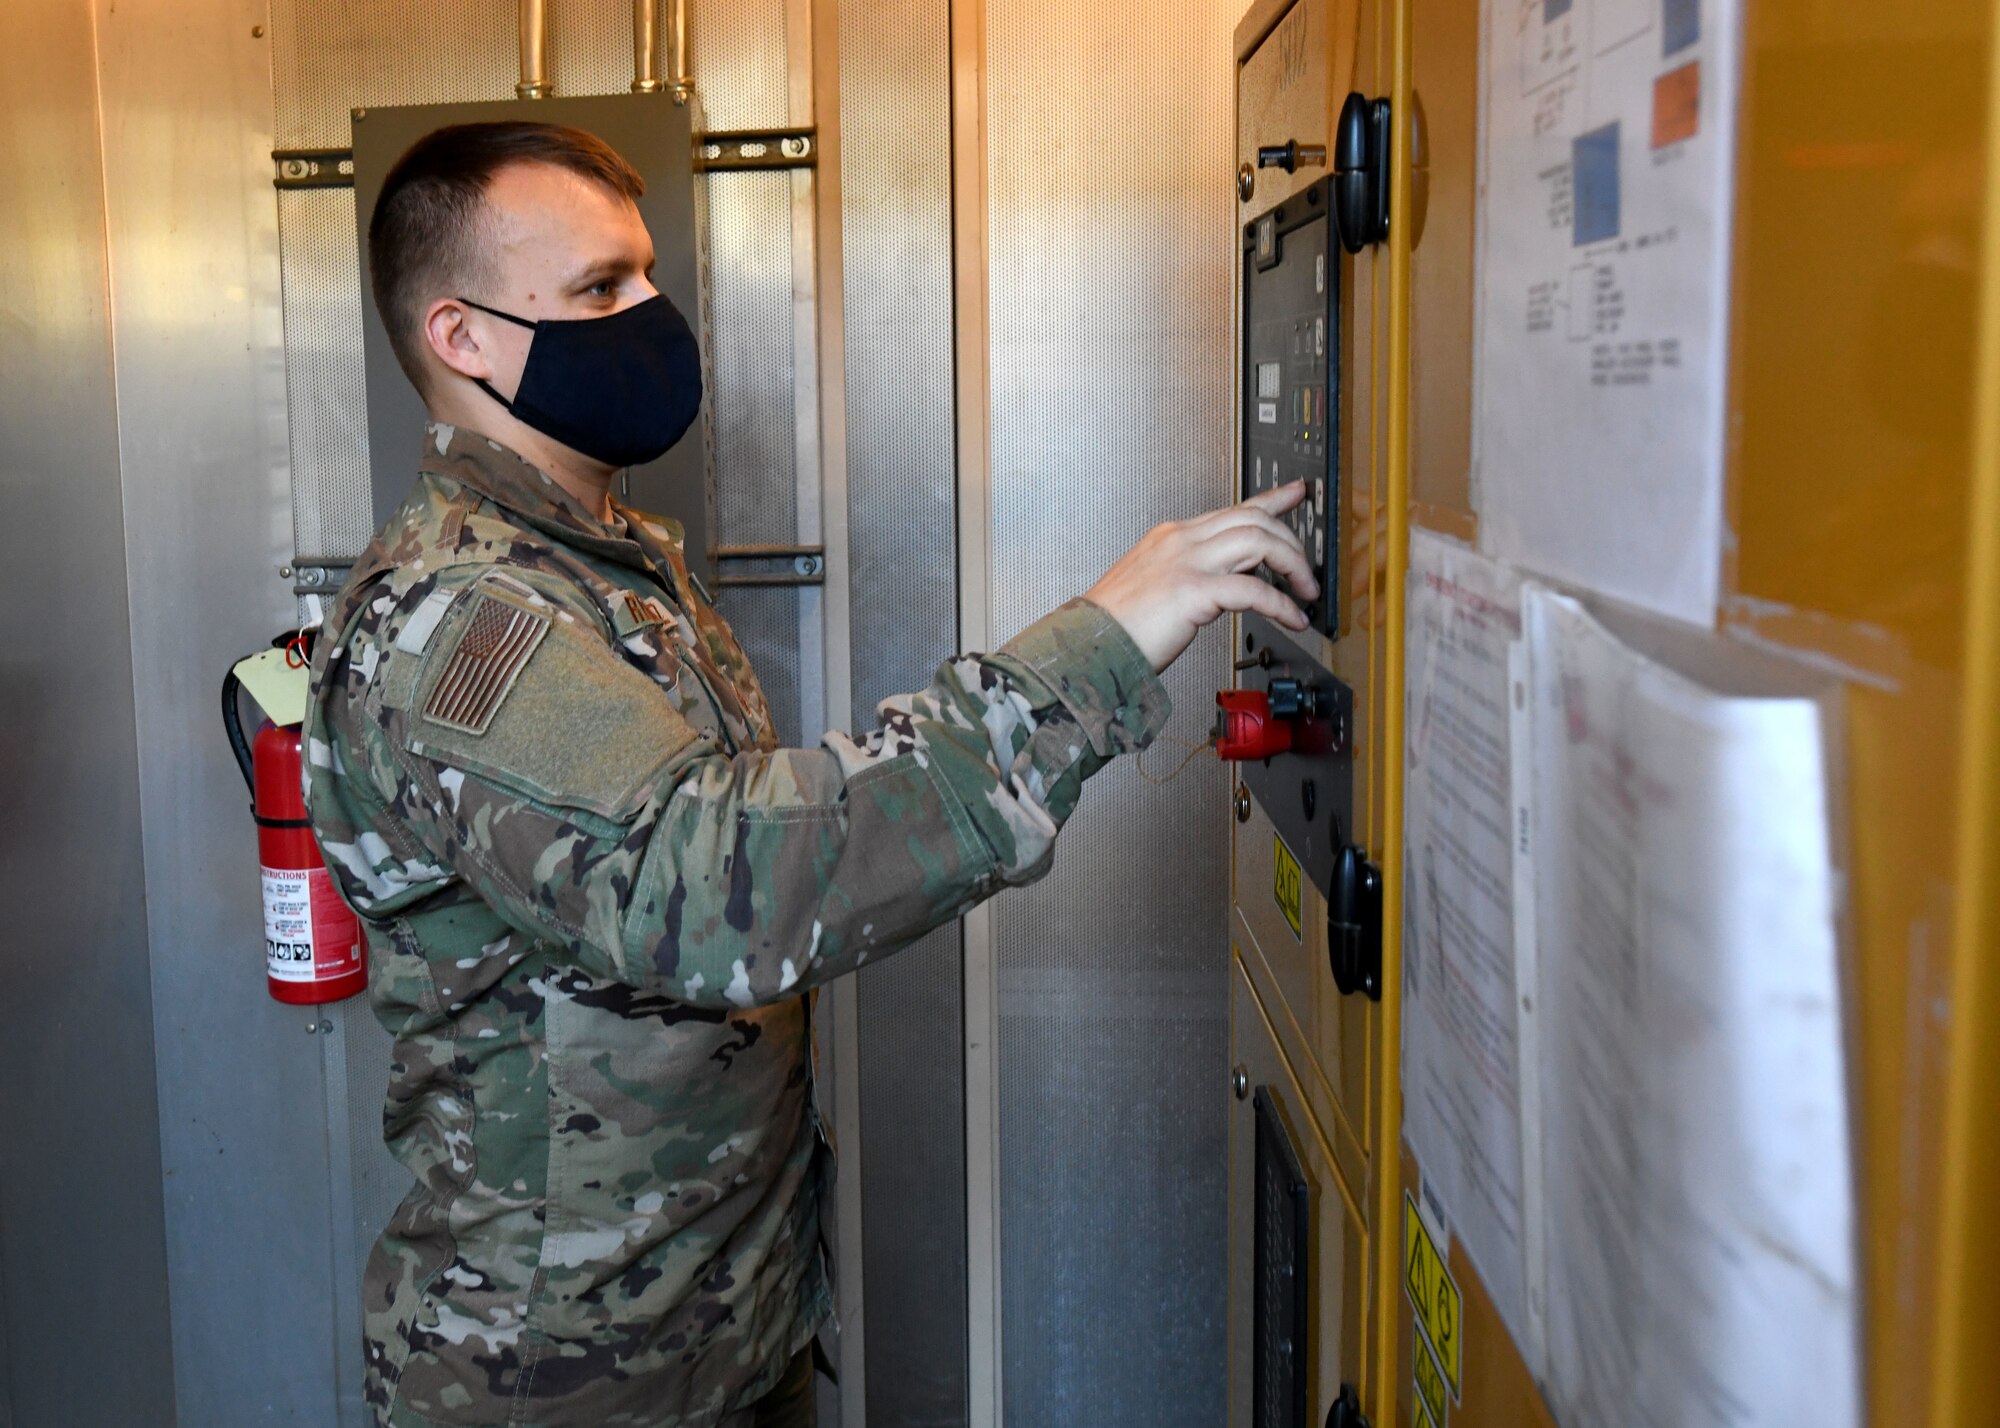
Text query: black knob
1267 677 1318 720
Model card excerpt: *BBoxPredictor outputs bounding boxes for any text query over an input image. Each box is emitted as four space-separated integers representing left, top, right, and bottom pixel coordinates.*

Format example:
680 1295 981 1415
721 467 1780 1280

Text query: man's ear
423 298 493 382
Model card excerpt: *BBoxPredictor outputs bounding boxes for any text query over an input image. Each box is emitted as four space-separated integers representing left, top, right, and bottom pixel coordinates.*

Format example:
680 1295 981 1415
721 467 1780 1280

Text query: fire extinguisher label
261 865 362 982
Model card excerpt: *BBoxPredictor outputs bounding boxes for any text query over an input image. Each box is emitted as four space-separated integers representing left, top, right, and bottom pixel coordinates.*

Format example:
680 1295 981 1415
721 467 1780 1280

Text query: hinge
1327 844 1382 1000
1332 93 1391 252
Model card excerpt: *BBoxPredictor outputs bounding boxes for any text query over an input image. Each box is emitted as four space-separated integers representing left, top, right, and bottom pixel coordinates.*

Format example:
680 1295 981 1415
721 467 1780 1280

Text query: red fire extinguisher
223 633 367 1004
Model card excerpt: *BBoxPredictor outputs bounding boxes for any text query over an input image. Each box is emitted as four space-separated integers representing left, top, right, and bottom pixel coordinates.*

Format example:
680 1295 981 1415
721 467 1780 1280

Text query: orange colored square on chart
1653 61 1700 149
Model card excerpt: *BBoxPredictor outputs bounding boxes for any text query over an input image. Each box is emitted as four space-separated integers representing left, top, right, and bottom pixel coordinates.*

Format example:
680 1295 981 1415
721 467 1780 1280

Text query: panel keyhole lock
1258 139 1329 175
1333 93 1392 253
1328 844 1383 1000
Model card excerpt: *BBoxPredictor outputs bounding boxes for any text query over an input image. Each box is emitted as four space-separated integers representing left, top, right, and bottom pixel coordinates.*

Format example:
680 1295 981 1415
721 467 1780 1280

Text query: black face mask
460 293 704 470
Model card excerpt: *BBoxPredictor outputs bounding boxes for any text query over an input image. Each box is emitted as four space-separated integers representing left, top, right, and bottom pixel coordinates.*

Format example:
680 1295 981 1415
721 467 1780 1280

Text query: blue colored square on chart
1572 122 1621 246
1664 0 1699 55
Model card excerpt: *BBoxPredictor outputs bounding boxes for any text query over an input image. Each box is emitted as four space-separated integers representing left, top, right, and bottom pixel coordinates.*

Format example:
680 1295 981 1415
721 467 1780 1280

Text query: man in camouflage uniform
306 121 1313 1428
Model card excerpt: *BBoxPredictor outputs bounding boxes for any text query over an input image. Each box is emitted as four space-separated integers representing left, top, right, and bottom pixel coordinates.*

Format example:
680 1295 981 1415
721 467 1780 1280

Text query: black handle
1257 139 1328 174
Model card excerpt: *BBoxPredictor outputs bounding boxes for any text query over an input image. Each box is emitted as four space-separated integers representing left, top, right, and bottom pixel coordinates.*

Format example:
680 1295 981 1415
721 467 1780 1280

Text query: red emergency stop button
1214 689 1294 761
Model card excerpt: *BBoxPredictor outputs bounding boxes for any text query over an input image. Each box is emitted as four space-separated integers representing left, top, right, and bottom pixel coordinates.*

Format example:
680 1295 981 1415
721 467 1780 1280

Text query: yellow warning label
1404 1192 1463 1397
1273 835 1303 939
1414 1329 1450 1426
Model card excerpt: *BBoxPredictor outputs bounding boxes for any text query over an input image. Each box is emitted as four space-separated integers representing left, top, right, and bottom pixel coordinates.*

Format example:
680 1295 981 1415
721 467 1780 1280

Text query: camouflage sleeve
341 566 1169 1009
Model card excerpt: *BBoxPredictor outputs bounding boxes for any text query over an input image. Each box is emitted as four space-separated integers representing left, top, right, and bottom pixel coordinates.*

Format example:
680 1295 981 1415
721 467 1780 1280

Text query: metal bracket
711 543 825 588
693 128 817 172
273 149 356 190
280 557 355 596
273 127 815 192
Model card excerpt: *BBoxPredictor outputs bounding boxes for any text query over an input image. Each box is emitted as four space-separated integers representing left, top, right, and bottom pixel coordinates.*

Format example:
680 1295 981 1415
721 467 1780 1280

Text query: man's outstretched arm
312 483 1315 1009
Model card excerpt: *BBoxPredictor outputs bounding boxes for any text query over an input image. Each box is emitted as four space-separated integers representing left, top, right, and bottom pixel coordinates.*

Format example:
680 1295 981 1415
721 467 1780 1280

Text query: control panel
1243 180 1339 638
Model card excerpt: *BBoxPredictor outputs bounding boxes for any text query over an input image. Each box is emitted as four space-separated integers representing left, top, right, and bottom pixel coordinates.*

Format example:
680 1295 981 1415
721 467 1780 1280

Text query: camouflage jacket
304 424 1170 1427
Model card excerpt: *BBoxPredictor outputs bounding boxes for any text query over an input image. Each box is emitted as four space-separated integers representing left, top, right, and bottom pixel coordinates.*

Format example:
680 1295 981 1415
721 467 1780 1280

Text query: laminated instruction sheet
1401 535 1860 1428
1472 0 1741 625
1401 531 1534 1354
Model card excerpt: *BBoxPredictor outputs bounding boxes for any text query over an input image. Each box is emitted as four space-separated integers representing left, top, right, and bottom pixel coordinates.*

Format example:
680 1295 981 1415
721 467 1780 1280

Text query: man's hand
1085 482 1318 674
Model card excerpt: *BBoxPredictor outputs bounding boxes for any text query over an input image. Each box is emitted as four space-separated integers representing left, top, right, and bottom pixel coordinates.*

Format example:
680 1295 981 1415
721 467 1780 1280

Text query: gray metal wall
0 3 177 1423
983 1 1239 1422
836 0 972 1417
0 0 1239 1420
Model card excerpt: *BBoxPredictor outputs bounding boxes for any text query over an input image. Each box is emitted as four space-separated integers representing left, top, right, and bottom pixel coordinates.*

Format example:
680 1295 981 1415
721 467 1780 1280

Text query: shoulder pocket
401 572 703 820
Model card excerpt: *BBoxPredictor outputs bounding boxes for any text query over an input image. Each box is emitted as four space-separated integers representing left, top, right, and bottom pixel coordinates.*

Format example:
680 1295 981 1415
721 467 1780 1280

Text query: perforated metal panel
1254 1088 1311 1428
984 1 1239 1423
838 0 969 1417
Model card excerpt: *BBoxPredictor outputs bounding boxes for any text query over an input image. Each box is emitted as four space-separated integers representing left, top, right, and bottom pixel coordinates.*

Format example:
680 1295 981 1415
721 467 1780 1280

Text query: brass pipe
664 0 693 103
516 0 551 98
632 0 664 92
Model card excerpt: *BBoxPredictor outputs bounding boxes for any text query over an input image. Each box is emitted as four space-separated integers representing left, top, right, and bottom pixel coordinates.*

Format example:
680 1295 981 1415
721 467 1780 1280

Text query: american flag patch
421 593 550 735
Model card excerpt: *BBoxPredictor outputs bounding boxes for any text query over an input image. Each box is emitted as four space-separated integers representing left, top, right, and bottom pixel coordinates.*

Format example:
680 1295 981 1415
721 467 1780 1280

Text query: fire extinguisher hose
221 666 312 829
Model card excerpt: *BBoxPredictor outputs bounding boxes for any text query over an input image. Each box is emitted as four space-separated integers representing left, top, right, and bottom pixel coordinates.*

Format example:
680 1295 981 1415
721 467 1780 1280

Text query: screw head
1231 1064 1250 1100
1234 784 1252 823
251 24 265 37
1237 162 1255 202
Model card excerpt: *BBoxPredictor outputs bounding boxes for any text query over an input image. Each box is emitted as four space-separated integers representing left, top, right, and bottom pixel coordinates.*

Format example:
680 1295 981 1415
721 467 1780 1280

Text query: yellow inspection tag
233 647 310 727
1414 1328 1450 1425
1272 834 1303 939
1404 1191 1463 1397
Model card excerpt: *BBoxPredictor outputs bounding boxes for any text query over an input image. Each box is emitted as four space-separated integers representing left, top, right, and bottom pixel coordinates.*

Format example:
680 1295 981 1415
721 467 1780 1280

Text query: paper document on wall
1401 531 1533 1355
1473 0 1741 624
1516 586 1858 1428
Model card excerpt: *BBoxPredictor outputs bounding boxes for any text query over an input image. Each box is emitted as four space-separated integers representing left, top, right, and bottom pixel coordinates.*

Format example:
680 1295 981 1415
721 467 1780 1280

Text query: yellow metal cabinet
1236 0 2000 1421
1230 954 1371 1426
1390 0 2000 1425
1229 0 1391 1418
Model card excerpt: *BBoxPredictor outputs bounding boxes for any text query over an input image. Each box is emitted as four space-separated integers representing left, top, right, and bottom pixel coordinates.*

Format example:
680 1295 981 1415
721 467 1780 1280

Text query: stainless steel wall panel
690 0 794 129
724 585 807 746
839 0 969 1416
271 1 509 147
983 0 1239 1422
710 169 802 548
278 188 375 560
0 2 177 1422
94 0 342 1422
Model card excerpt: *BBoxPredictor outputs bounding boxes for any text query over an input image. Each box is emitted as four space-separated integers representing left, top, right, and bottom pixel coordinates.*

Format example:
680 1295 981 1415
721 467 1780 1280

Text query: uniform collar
417 421 653 571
